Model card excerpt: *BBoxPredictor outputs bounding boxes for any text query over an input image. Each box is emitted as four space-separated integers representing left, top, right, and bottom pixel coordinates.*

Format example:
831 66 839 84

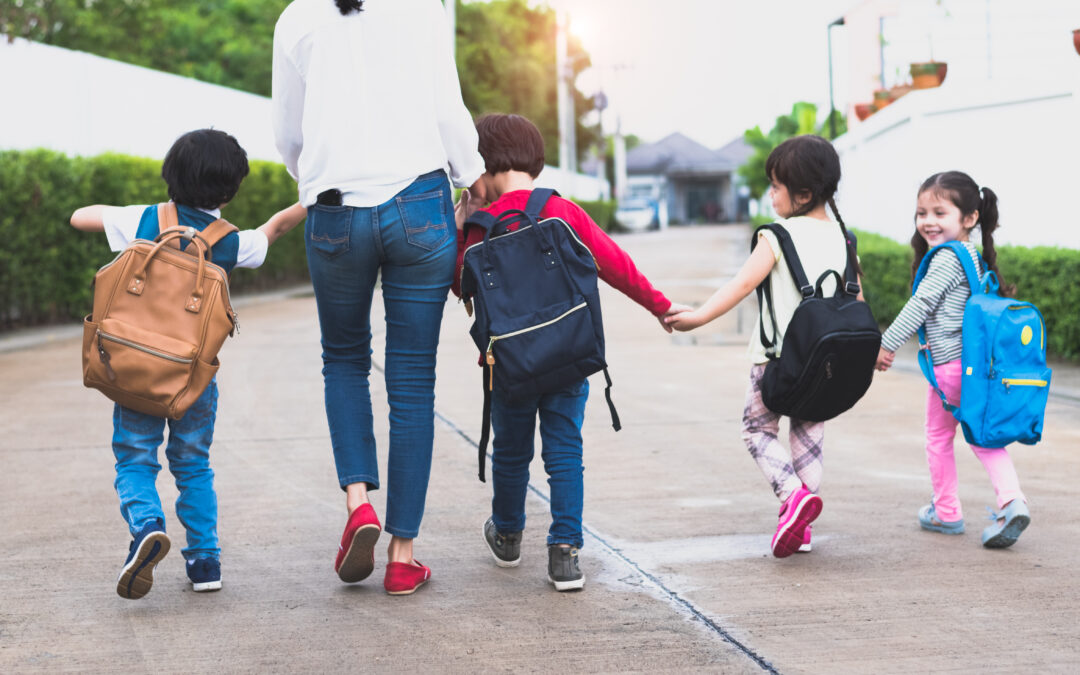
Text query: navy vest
135 204 240 273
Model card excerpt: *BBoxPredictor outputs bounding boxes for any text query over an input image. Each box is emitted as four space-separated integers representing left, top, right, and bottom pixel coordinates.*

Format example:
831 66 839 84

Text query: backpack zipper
484 302 588 390
97 330 194 365
1001 378 1047 388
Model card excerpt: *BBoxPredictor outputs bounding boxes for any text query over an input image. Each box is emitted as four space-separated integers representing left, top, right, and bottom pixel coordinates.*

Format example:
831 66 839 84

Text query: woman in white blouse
272 0 486 595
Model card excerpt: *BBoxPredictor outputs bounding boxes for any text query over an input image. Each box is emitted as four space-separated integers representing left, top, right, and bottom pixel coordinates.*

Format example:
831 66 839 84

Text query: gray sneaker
547 545 585 591
483 517 522 567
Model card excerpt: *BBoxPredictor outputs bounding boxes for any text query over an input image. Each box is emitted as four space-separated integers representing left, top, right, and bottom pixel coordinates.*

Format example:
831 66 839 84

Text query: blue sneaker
981 500 1030 549
117 520 170 599
918 503 965 535
186 557 222 592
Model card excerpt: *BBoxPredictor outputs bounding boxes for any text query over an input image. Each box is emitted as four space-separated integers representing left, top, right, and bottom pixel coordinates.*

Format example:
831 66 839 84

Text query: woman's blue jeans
112 379 219 561
305 170 455 539
490 379 589 548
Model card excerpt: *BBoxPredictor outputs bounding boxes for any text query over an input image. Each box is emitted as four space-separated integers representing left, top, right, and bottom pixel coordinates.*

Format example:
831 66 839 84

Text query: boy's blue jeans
112 379 219 561
305 170 455 539
490 379 589 548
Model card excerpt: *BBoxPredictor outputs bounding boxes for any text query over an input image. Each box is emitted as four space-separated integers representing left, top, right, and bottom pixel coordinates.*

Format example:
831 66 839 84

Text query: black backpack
751 223 881 421
461 189 620 481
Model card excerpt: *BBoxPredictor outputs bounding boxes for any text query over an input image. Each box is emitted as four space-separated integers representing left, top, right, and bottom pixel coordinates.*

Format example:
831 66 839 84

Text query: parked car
614 197 658 232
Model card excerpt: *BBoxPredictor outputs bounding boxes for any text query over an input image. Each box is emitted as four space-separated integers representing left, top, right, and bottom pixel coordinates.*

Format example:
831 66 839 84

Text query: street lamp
827 16 845 138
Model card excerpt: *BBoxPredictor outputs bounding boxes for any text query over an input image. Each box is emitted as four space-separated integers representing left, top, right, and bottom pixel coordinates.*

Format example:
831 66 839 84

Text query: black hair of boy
161 129 250 210
475 114 545 179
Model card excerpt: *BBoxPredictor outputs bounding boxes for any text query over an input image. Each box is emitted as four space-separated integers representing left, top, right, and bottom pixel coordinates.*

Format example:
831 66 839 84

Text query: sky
539 0 856 149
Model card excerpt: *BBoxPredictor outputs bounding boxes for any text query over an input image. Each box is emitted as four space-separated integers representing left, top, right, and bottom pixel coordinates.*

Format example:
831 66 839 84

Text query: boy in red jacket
453 113 684 591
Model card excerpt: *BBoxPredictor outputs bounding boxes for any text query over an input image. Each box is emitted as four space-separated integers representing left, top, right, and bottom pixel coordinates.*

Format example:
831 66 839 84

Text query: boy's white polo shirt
102 205 269 270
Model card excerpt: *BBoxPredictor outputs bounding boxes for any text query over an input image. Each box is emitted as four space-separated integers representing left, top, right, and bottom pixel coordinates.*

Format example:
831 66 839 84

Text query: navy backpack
461 189 619 481
913 242 1050 447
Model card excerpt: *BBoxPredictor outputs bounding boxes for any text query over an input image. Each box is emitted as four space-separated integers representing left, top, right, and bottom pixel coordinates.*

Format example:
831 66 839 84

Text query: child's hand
664 308 704 332
875 347 895 372
657 303 691 333
258 202 306 245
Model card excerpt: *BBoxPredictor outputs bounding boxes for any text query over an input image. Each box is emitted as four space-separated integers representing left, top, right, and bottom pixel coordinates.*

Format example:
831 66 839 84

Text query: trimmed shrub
0 149 306 329
576 199 616 232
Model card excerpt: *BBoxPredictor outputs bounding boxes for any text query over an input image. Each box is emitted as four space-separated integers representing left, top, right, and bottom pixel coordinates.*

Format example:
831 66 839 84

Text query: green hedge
577 199 616 232
0 148 619 330
0 149 306 328
853 228 1080 361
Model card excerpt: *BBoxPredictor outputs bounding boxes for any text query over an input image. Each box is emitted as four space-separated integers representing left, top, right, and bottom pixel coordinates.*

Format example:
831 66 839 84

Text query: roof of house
626 132 750 175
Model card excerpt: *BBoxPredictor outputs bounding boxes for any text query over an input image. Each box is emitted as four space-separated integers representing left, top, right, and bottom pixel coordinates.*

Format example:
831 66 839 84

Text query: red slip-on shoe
384 560 431 596
335 503 382 583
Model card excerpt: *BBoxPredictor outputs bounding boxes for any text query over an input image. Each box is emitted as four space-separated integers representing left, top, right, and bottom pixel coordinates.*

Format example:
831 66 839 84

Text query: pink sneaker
797 525 812 553
771 486 822 558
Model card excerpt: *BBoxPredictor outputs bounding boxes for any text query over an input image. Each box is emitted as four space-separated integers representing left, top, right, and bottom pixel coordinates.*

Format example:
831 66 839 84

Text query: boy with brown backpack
70 128 301 599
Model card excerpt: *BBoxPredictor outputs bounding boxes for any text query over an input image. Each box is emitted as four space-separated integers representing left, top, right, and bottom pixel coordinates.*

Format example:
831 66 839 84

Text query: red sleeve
549 200 671 316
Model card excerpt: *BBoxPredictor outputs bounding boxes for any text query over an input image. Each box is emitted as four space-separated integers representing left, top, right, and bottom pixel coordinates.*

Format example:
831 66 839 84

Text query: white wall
834 79 1080 250
0 37 610 201
0 37 280 162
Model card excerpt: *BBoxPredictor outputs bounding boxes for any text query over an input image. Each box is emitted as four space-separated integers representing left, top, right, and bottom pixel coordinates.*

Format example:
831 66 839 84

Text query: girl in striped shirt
875 171 1030 548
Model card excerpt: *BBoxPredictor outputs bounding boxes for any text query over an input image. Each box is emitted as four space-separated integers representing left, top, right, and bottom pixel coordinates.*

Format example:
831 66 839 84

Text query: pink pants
926 360 1025 521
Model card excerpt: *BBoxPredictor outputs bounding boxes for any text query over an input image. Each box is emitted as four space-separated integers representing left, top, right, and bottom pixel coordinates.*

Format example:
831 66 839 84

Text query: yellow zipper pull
486 339 496 391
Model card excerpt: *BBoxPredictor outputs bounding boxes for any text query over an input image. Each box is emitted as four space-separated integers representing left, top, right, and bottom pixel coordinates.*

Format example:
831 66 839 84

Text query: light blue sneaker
981 500 1030 549
918 503 965 535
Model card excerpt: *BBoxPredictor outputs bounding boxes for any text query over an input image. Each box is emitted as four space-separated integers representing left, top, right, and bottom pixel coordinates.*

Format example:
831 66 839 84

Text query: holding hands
875 347 895 372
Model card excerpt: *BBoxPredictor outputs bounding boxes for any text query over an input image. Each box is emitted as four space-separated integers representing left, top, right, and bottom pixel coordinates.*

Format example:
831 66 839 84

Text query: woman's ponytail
335 0 363 15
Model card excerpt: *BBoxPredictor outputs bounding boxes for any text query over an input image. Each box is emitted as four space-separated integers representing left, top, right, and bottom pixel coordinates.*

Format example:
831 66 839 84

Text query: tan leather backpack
82 202 239 419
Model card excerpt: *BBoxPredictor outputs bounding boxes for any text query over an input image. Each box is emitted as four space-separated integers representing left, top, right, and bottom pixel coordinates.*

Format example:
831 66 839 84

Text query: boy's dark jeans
489 379 589 548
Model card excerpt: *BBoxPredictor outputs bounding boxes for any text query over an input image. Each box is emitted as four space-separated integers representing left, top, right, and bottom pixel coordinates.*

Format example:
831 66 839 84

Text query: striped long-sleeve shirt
880 242 982 365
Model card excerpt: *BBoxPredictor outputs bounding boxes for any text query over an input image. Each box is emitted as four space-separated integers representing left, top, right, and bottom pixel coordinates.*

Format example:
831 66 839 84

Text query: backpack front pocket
981 368 1051 444
486 297 602 398
86 318 198 407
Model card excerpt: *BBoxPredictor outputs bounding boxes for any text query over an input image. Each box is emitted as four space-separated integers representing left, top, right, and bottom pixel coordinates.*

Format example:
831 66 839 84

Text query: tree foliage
454 0 598 167
737 102 849 200
3 0 600 166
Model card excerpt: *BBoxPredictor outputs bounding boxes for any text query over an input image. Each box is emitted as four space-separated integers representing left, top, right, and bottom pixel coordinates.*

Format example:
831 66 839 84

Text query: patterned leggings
741 364 824 503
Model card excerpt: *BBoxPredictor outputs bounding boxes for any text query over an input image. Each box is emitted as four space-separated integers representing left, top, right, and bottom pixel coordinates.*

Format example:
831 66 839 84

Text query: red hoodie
452 190 671 316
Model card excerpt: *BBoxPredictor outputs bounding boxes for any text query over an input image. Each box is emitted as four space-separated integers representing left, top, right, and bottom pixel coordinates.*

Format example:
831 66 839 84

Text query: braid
827 196 863 276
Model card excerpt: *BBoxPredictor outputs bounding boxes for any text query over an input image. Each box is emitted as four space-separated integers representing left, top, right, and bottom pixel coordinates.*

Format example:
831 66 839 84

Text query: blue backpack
461 189 619 481
913 242 1051 447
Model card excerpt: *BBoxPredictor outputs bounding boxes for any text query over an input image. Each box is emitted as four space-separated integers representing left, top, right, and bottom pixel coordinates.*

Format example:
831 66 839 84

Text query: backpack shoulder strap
752 223 812 295
524 188 558 219
198 218 240 248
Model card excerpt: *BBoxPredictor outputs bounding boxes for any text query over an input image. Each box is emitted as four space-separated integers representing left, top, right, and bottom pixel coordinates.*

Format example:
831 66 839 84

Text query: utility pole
555 8 576 174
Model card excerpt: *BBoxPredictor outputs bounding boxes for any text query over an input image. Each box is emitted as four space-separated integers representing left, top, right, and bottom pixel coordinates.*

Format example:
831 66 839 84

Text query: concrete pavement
2 225 1078 673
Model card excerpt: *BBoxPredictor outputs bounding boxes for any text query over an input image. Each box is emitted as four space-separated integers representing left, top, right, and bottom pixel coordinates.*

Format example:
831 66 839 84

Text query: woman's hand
454 188 481 230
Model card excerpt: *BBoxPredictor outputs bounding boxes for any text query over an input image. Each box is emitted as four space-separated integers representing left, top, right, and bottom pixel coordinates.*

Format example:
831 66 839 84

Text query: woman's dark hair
161 129 250 210
334 0 363 15
910 171 1008 293
475 113 545 179
765 134 860 274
